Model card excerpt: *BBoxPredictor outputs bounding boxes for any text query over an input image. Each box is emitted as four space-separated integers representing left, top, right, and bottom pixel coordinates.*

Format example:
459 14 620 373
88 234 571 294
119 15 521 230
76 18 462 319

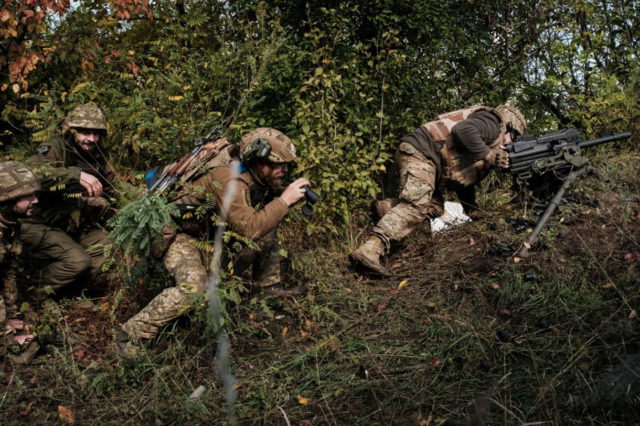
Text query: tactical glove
484 149 509 169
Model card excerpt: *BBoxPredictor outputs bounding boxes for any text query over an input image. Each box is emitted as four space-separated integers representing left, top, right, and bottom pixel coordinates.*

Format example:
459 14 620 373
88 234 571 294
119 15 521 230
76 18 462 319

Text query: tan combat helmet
239 127 296 163
496 105 527 136
62 103 108 134
0 161 40 203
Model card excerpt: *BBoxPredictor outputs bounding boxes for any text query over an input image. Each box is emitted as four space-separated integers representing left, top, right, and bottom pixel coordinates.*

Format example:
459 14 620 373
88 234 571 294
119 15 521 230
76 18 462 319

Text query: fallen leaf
377 304 387 312
513 256 522 263
305 320 314 328
629 310 637 319
468 237 476 246
523 241 531 249
624 253 634 263
398 279 409 289
297 394 310 405
281 327 288 337
601 282 614 289
490 283 500 290
58 406 75 424
387 289 399 296
498 309 511 317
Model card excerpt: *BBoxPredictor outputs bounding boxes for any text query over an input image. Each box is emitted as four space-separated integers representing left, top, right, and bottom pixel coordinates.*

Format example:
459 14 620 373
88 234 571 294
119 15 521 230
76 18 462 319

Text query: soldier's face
257 162 289 186
12 194 38 217
74 128 102 152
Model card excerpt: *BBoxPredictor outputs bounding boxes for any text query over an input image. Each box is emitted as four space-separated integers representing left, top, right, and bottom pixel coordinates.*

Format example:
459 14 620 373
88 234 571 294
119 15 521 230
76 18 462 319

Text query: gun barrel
577 132 632 149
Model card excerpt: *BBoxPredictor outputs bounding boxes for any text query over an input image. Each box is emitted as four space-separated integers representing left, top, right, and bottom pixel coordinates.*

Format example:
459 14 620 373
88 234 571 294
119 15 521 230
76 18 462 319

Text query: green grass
2 152 640 424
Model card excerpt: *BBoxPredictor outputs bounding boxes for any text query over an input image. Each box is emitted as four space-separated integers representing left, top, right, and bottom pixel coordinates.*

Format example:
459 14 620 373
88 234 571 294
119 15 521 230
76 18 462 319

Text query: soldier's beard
264 176 285 190
76 140 98 153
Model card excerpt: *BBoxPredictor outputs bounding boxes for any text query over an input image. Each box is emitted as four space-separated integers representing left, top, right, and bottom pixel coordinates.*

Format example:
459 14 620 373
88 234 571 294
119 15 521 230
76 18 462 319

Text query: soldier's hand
79 171 103 197
484 149 509 169
281 177 311 206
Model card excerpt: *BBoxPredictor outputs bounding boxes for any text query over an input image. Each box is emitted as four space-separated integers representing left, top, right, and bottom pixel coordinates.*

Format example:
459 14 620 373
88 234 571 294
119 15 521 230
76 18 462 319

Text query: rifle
147 127 222 195
507 129 632 259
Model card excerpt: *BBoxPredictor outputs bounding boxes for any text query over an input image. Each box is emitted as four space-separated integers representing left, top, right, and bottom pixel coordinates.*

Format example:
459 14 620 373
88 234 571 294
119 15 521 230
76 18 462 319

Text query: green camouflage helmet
0 161 40 203
496 105 527 136
62 103 108 133
239 128 296 163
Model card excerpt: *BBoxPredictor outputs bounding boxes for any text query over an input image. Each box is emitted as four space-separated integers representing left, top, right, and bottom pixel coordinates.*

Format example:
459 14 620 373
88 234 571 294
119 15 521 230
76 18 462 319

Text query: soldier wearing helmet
118 128 312 348
19 103 118 298
351 104 527 276
0 161 39 341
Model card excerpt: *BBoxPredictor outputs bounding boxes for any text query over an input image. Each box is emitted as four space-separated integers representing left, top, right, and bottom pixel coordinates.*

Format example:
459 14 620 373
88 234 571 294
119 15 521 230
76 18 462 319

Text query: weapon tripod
513 165 594 260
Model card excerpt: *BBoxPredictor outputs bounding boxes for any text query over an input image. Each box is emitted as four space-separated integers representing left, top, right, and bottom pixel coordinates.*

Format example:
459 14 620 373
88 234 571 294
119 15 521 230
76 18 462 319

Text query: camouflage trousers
121 230 281 340
19 221 109 293
373 142 443 249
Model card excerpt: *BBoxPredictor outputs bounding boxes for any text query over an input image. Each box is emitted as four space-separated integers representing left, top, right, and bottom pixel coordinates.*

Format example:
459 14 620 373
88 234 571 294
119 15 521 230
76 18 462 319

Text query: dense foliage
1 0 638 230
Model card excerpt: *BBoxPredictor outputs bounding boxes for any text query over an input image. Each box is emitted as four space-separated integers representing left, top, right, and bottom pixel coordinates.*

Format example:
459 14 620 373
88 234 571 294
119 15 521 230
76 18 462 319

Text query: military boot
350 235 390 276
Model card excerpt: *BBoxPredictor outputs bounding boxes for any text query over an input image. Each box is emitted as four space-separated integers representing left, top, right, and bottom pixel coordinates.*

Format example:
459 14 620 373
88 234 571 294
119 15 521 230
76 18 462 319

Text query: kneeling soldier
119 128 311 347
21 103 118 298
0 161 39 348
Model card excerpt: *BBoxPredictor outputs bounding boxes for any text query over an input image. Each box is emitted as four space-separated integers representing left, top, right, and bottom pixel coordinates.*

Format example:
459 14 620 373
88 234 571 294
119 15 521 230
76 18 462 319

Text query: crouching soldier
350 104 527 276
0 161 39 351
21 103 118 298
119 128 311 348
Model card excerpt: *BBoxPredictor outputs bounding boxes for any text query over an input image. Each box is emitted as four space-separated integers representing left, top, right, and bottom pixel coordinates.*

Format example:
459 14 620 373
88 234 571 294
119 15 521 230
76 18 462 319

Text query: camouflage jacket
29 134 117 228
403 106 505 189
173 145 289 240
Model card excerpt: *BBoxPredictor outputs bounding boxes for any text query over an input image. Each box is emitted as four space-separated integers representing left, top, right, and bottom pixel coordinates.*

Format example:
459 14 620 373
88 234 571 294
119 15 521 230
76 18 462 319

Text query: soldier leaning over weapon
0 161 39 352
118 127 313 352
21 104 118 299
350 104 527 276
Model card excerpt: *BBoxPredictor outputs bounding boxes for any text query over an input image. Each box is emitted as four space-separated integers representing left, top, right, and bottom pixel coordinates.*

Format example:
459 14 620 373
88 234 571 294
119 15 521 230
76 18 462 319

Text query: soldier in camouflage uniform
119 128 311 345
350 105 527 276
20 104 118 297
0 161 39 344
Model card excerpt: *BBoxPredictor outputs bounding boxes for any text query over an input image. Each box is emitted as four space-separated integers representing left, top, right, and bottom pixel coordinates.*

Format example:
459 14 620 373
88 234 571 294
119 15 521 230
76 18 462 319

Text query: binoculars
288 175 320 217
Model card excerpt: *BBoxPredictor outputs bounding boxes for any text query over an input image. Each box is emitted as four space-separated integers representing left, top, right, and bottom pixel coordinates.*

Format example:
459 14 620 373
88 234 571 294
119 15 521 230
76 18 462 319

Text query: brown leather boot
350 236 390 276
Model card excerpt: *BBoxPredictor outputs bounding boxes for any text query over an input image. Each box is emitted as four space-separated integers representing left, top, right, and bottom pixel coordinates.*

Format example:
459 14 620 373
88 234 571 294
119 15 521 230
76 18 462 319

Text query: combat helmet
62 103 108 134
0 161 40 203
496 105 527 136
239 128 296 163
